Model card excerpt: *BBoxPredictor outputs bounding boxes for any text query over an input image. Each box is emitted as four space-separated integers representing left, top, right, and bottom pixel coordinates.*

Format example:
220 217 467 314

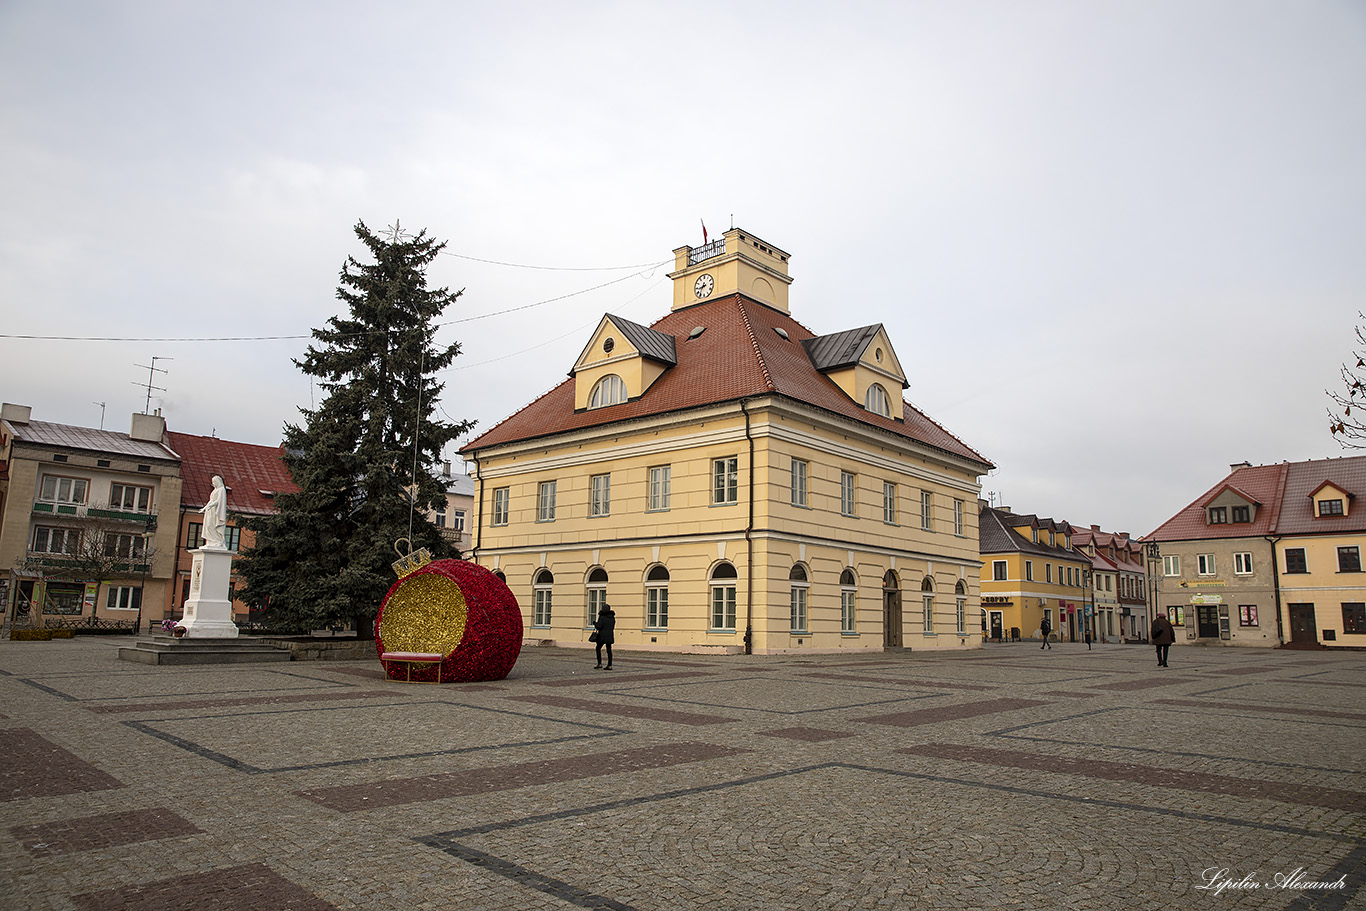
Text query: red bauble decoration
375 559 522 683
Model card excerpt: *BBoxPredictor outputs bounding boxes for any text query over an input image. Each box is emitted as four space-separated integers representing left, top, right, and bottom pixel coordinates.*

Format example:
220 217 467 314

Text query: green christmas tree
237 220 474 635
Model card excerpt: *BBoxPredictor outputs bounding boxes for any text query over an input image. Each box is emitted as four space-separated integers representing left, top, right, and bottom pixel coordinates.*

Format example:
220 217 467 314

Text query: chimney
442 460 452 477
1 403 32 425
1230 461 1251 471
130 412 165 443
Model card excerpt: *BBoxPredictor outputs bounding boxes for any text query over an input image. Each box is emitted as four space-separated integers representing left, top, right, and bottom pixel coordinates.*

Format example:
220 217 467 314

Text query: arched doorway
883 570 902 648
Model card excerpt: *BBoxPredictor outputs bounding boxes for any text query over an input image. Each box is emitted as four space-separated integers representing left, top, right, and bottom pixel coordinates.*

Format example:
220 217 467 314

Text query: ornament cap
391 537 433 577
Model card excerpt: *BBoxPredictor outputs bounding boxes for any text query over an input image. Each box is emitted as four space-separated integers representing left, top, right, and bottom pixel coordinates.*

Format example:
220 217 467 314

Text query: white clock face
694 273 715 299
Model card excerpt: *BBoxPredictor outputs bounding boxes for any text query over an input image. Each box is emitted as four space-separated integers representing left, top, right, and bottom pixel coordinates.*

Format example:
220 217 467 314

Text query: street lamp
136 514 155 636
1144 541 1161 643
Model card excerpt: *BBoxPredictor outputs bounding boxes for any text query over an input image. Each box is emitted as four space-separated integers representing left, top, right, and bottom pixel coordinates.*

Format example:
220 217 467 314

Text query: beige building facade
463 229 992 655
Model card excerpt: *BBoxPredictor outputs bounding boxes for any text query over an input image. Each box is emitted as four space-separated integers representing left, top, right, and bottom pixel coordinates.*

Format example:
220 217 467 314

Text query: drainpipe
471 453 484 562
1265 535 1283 645
742 399 755 656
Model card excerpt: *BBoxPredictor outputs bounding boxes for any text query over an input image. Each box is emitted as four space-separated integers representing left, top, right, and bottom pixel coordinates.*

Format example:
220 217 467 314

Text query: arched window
533 569 554 627
789 564 809 633
586 567 608 626
710 562 737 630
589 374 627 409
840 568 857 634
645 564 669 629
865 383 891 417
955 580 968 636
921 576 935 634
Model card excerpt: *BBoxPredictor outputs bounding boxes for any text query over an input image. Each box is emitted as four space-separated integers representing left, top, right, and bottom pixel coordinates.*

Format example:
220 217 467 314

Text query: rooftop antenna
93 401 106 430
133 356 171 414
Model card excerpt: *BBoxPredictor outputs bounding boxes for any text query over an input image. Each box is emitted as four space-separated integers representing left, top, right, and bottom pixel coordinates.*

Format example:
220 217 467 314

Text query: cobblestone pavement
2 638 1362 911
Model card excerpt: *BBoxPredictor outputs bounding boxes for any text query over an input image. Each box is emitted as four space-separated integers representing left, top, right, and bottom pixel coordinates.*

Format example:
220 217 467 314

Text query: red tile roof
166 432 297 516
1144 457 1366 540
463 295 991 467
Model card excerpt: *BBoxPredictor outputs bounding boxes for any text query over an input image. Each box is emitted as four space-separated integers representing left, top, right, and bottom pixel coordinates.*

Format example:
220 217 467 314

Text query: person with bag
1151 612 1176 667
593 602 616 670
1039 616 1052 650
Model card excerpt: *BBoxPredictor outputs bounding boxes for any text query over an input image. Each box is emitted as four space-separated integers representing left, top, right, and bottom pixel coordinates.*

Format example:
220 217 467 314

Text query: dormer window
1320 499 1345 517
1209 506 1227 524
865 383 891 417
589 375 627 409
1232 505 1250 523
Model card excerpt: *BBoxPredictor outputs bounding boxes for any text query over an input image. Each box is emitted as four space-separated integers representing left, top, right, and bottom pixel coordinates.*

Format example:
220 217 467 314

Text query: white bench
379 649 446 682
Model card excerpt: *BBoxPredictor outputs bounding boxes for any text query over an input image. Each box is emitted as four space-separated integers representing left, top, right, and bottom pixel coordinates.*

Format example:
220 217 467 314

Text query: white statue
200 475 229 549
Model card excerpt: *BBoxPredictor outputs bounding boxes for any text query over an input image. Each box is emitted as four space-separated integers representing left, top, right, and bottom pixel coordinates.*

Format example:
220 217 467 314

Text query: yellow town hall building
461 229 993 655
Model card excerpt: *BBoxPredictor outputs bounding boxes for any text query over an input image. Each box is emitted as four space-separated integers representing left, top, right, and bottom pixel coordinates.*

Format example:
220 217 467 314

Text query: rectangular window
790 586 808 632
1284 547 1307 573
956 597 967 635
1197 554 1216 576
648 466 671 511
712 457 738 505
883 482 897 525
841 589 856 633
711 584 737 630
187 524 240 551
1105 575 1113 592
791 459 809 508
1343 602 1366 634
105 586 142 611
1338 546 1361 572
537 481 557 522
922 595 934 633
1045 564 1052 583
39 475 89 505
646 587 669 629
1163 554 1180 576
103 533 145 560
954 499 965 536
993 560 1007 581
590 474 611 517
533 589 552 626
1232 505 1250 523
492 488 510 526
109 483 153 512
1319 499 1345 517
1233 552 1253 575
434 504 446 528
1208 506 1227 524
1238 604 1259 627
451 510 466 532
586 587 608 626
1025 561 1033 582
32 526 79 554
920 490 933 531
1066 566 1073 586
840 471 856 517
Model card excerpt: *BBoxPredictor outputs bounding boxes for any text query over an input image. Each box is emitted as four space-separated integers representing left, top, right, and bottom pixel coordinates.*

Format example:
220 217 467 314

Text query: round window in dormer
603 337 615 354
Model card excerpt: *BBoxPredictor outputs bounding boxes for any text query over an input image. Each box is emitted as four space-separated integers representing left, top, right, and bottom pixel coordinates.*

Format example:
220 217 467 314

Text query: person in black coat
1039 617 1052 649
593 603 616 670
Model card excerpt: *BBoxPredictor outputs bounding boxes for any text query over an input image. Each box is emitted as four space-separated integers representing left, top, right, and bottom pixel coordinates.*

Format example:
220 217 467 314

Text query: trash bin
1010 627 1020 641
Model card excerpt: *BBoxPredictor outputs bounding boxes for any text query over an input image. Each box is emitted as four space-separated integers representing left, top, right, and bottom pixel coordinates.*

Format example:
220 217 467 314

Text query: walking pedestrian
1039 617 1052 649
1151 613 1175 667
1085 628 1092 650
593 603 616 670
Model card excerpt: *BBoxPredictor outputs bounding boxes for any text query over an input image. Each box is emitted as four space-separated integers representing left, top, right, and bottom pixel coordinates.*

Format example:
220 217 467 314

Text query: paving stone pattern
0 638 1362 911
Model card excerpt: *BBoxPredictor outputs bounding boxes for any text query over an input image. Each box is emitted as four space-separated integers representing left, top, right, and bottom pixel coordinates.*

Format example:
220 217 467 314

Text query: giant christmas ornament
375 550 522 683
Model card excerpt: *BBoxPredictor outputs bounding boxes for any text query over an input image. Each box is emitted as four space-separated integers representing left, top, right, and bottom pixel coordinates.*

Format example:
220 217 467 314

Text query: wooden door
1287 604 1318 644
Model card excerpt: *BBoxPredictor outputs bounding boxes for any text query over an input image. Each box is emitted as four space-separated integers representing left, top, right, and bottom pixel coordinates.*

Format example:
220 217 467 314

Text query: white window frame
537 481 557 522
1197 553 1216 576
711 584 737 630
492 488 510 526
39 475 88 505
648 465 671 512
32 525 79 554
1233 552 1253 575
712 457 739 505
840 574 857 634
840 471 856 517
883 481 897 525
956 596 967 636
533 571 553 627
588 374 627 409
791 458 809 508
954 499 965 536
451 509 466 532
109 483 153 512
1163 554 1180 576
590 474 611 517
922 593 935 634
105 585 142 610
920 490 933 531
586 579 608 626
646 568 669 630
1025 561 1033 582
865 383 891 417
993 560 1007 581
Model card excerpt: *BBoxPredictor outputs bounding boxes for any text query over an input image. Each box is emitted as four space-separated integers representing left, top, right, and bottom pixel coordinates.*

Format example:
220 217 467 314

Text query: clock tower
668 228 793 313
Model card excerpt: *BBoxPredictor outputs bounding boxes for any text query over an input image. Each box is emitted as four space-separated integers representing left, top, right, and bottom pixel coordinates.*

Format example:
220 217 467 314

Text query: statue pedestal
180 546 239 639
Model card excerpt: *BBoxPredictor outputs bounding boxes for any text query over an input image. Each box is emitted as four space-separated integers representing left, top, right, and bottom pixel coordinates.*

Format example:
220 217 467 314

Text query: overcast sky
2 1 1363 538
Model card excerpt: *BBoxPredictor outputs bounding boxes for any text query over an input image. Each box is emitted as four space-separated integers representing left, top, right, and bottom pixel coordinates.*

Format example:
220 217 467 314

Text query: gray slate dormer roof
802 325 883 372
610 314 677 365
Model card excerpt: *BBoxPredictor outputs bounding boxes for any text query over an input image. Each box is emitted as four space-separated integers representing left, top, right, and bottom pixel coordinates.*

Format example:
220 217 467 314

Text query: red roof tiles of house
1143 457 1366 540
166 431 297 516
463 294 991 468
